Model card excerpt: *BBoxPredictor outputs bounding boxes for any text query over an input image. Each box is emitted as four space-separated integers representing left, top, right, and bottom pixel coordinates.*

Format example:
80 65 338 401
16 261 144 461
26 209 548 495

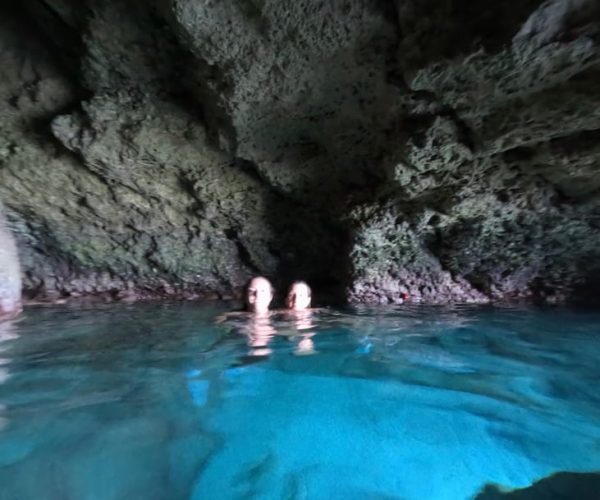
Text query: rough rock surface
0 0 599 303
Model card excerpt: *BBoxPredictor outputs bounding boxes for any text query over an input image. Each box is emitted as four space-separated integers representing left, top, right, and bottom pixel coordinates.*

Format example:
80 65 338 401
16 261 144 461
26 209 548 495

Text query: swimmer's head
286 281 312 311
246 276 273 313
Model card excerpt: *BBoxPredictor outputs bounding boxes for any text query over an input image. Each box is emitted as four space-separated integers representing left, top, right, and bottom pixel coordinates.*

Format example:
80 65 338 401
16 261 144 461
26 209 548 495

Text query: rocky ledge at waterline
0 0 599 305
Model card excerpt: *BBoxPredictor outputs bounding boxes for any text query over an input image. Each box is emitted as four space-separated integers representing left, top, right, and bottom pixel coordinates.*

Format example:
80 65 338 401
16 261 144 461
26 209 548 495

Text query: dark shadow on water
475 471 600 500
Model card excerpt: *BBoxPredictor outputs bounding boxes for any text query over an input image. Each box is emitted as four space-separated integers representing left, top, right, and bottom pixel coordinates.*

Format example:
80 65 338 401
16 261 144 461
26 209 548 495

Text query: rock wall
0 0 599 303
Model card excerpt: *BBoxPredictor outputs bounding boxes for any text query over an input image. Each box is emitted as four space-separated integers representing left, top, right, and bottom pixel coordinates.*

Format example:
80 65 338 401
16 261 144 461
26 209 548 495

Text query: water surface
0 302 599 499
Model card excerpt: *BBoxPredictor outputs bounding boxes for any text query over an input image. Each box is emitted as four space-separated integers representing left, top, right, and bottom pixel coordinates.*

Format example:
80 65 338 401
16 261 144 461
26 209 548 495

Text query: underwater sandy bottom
0 302 598 499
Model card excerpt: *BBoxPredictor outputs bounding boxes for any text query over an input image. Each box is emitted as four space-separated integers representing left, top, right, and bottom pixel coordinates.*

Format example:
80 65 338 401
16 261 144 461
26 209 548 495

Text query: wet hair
288 280 311 297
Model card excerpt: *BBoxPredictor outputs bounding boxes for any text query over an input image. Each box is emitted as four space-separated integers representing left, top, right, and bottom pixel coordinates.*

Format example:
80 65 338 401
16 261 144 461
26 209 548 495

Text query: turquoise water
0 303 599 499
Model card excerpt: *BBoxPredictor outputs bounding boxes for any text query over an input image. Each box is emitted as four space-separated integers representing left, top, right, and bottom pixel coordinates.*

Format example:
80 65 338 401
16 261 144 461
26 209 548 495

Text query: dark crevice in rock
161 4 238 153
377 0 405 89
224 228 261 276
476 471 600 499
177 174 204 215
163 43 236 153
397 0 547 71
439 107 476 153
2 0 600 304
549 127 600 151
231 157 273 191
1 1 86 82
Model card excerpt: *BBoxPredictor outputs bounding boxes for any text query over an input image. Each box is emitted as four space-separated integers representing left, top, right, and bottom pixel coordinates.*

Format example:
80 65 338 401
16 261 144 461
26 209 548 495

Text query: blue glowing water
0 303 598 499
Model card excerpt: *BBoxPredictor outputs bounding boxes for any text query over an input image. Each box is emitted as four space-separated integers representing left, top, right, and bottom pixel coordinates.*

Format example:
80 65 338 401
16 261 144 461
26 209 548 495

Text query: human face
286 283 311 311
246 277 273 313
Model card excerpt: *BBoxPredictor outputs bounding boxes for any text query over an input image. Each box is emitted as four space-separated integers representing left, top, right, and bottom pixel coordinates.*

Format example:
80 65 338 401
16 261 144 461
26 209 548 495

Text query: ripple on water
0 302 598 499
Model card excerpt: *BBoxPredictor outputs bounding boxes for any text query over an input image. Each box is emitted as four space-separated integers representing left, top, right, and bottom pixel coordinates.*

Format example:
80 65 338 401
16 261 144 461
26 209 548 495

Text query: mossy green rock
1 0 599 303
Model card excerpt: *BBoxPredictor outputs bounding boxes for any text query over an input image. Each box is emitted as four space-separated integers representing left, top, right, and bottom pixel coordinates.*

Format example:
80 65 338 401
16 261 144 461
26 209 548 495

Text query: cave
0 0 599 306
1 2 600 498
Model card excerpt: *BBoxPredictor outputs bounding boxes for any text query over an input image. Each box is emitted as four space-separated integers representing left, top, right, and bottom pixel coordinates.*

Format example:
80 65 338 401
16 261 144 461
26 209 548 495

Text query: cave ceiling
0 0 599 303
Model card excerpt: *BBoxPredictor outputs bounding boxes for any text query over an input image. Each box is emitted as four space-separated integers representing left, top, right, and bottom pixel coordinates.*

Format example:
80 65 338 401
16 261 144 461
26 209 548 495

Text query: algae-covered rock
0 0 599 303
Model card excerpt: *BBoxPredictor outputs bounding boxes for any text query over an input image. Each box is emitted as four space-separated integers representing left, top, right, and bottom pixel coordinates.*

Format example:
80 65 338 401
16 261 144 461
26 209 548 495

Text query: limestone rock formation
0 0 599 303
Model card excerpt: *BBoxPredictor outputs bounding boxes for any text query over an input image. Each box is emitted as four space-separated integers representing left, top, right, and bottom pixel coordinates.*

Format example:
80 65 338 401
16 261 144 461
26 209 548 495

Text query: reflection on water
0 320 18 431
285 310 317 356
0 302 599 499
227 310 318 358
242 314 277 357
